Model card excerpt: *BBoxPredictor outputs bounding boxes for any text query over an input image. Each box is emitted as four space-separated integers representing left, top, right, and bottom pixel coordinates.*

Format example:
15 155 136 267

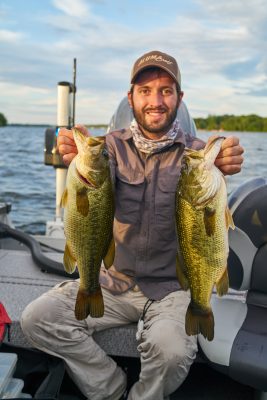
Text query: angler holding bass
21 50 244 400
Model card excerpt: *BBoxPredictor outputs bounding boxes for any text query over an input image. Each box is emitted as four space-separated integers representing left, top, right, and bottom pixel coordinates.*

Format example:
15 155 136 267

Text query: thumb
74 124 92 137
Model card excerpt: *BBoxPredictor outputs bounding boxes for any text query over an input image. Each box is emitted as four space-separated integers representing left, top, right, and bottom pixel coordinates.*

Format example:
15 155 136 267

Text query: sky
0 0 266 125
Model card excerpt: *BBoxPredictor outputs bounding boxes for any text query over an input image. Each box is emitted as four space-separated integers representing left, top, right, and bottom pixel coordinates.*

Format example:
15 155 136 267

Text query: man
21 50 244 400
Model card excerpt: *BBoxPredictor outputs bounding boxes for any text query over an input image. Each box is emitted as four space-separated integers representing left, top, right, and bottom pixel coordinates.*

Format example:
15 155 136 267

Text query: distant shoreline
1 113 267 132
6 123 53 127
2 123 109 129
2 123 267 133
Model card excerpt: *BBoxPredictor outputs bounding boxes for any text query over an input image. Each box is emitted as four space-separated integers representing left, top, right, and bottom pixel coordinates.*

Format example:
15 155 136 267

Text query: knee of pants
21 294 59 339
21 299 43 337
139 319 198 369
21 290 89 350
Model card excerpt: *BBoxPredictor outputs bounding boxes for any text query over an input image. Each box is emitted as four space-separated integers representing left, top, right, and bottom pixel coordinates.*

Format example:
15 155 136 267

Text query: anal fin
63 242 77 274
103 237 115 269
216 268 229 296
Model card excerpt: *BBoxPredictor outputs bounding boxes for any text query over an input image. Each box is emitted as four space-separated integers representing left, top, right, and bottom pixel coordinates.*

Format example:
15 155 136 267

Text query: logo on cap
137 54 173 67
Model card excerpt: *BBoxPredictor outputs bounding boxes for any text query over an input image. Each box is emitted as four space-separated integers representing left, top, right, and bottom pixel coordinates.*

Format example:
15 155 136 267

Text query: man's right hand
57 124 90 166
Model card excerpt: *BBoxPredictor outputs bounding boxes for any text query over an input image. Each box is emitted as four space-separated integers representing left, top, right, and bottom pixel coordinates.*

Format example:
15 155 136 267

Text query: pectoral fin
225 207 235 230
76 188 89 217
60 188 68 208
204 206 216 236
103 237 115 269
63 242 77 274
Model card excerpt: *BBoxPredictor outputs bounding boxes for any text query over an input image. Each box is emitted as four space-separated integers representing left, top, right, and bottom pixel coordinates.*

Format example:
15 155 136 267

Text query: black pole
72 58 77 127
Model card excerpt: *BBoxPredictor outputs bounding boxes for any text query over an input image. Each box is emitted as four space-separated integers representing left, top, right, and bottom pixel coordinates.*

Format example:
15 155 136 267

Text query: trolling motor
44 58 77 237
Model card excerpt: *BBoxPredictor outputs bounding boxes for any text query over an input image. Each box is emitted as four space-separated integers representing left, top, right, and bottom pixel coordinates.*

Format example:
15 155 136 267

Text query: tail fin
185 302 214 341
75 287 104 320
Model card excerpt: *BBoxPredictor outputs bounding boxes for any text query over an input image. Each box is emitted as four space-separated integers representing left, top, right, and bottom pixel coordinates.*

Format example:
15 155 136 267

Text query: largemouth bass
61 129 115 320
175 136 235 341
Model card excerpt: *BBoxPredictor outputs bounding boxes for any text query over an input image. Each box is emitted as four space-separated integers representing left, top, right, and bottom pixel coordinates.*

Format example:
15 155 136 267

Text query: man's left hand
215 136 244 175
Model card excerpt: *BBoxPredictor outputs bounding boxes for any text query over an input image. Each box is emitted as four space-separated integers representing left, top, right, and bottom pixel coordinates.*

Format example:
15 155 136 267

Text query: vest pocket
155 175 177 226
115 167 145 223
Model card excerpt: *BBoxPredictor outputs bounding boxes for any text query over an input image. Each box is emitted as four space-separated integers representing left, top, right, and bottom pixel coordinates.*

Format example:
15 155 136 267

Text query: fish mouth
76 168 97 188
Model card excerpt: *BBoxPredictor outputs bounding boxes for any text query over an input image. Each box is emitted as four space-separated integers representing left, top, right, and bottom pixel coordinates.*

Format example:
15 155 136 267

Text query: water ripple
0 126 266 234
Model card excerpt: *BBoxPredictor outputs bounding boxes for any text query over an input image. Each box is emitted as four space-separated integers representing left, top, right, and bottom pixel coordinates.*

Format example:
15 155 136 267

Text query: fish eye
102 148 108 158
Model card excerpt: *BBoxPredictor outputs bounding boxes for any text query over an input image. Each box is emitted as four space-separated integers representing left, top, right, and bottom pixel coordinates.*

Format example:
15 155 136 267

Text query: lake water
0 126 266 234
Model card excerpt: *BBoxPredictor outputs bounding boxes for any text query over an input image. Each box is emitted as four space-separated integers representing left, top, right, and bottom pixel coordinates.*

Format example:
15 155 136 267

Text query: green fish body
61 130 114 320
175 136 235 341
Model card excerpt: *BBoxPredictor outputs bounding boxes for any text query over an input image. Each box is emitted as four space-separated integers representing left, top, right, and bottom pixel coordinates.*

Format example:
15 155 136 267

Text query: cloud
0 0 267 123
52 0 90 18
195 0 267 22
0 29 24 42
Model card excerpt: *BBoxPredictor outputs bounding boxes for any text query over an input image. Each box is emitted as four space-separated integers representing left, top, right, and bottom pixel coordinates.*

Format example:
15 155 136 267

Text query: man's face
128 69 183 139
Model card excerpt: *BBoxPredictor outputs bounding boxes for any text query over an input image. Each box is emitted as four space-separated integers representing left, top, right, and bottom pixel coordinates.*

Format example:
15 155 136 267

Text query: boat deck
0 237 255 399
0 239 139 357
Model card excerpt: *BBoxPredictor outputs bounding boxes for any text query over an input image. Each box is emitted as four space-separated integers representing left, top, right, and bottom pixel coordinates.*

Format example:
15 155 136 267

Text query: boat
1 61 267 399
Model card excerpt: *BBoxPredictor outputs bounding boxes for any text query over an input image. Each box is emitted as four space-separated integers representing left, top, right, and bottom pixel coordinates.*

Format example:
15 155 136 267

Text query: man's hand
57 124 90 166
214 136 244 175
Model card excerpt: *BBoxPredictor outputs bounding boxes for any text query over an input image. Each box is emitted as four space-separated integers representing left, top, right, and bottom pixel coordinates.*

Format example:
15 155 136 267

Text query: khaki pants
21 280 197 400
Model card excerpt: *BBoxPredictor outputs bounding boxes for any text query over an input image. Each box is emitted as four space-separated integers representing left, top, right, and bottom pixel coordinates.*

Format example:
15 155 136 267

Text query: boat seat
198 177 267 398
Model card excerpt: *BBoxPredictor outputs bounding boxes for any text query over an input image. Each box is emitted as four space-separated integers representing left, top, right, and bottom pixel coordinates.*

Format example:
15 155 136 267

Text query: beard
132 99 179 135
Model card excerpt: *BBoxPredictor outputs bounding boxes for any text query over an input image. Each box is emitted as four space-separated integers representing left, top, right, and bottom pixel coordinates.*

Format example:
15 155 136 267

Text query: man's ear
127 91 133 109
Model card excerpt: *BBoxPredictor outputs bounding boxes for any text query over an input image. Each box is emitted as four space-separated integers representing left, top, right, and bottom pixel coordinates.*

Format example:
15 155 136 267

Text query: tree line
194 114 267 132
1 111 267 131
0 113 7 126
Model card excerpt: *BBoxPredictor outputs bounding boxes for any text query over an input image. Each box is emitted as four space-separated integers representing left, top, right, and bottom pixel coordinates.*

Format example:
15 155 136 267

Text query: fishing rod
72 57 77 127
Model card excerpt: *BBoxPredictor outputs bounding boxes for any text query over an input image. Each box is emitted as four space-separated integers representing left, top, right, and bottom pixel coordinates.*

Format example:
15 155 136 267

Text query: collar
109 123 187 147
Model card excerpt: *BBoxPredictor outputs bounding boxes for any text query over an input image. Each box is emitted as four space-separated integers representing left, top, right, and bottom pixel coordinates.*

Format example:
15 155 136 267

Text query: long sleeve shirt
99 127 205 300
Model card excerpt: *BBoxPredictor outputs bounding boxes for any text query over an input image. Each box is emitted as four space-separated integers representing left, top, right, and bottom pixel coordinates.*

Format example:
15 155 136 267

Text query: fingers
216 136 244 159
57 125 91 166
74 124 91 137
215 136 244 176
57 128 77 166
215 156 244 175
57 127 74 145
57 128 77 153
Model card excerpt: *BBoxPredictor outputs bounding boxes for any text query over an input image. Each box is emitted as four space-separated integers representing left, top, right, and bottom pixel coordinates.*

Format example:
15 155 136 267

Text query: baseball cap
130 50 181 88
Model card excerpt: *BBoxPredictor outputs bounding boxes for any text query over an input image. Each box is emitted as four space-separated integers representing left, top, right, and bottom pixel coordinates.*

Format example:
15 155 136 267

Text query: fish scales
65 175 113 289
61 130 115 321
175 136 234 341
